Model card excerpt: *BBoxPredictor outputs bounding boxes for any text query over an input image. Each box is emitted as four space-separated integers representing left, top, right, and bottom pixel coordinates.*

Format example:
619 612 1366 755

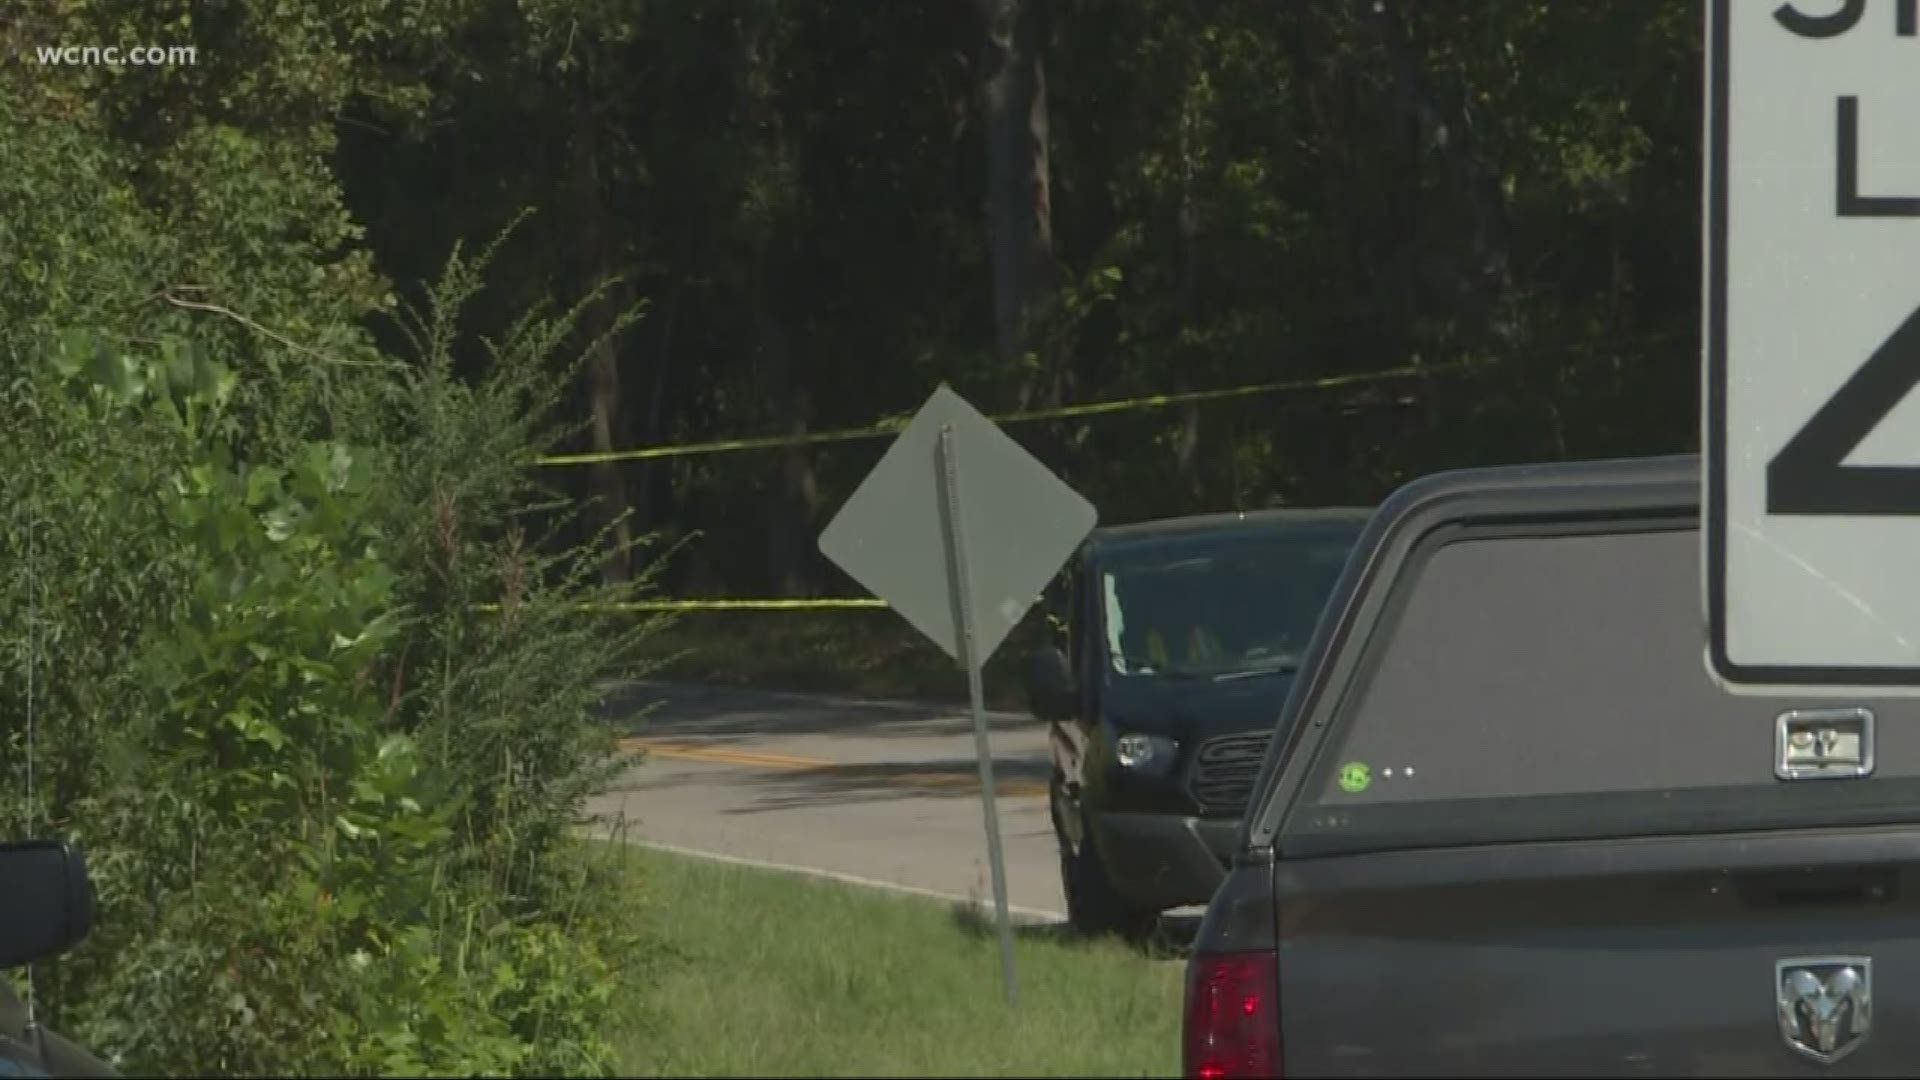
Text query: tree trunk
777 391 820 598
630 287 680 535
1175 401 1202 493
755 308 820 598
584 288 636 584
572 89 634 584
977 0 1057 399
741 9 820 598
1174 70 1203 497
1369 0 1512 335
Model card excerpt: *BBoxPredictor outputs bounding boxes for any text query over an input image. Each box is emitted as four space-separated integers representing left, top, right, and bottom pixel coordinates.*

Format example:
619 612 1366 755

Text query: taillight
1183 950 1281 1080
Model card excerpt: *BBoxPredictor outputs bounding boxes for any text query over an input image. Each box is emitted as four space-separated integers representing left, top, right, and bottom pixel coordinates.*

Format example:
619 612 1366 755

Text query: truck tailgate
1276 827 1920 1076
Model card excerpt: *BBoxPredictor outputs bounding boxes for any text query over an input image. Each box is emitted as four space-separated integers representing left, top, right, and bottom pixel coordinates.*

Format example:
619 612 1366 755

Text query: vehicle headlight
1115 732 1178 772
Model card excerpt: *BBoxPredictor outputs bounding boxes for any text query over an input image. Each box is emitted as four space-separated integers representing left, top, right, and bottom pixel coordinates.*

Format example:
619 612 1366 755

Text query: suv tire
1055 797 1158 940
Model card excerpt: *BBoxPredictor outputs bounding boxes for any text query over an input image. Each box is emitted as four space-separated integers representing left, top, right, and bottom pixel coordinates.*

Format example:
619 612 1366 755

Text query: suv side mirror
0 840 94 969
1026 646 1076 722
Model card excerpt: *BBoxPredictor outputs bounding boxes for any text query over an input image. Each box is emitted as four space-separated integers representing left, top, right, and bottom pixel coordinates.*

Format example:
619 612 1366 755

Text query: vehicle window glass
1100 569 1130 674
1299 527 1920 819
1100 525 1359 681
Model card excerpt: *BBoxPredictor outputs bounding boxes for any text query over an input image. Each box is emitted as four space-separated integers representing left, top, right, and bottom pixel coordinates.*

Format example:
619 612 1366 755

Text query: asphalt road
587 681 1070 920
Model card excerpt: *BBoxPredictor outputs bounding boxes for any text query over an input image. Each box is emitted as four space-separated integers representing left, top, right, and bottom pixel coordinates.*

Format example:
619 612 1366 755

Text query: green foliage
320 0 1703 598
3 18 667 1069
0 80 383 477
2 1 1717 1071
6 0 1709 599
5 243 655 1080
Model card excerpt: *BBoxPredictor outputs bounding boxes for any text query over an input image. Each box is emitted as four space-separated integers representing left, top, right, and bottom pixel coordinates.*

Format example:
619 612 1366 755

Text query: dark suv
1024 508 1368 936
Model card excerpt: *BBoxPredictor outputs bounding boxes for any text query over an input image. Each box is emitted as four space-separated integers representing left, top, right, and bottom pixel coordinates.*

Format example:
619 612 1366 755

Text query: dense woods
19 0 1704 598
2 1 1707 1073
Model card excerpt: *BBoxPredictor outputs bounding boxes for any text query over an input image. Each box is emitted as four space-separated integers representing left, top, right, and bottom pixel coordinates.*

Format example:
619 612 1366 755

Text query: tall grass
610 844 1182 1078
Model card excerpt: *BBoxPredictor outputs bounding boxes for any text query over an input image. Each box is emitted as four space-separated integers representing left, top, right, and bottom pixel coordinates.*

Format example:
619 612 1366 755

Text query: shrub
1 241 662 1075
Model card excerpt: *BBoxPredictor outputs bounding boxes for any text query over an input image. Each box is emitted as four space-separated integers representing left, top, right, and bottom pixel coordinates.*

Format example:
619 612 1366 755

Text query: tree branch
158 288 394 368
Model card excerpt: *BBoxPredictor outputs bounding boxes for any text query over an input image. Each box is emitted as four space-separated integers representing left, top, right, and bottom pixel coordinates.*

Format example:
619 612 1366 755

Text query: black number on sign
1768 303 1920 514
1774 0 1918 37
1776 0 1865 37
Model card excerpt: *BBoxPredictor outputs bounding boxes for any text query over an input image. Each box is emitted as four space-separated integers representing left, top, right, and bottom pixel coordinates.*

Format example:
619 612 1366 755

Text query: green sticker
1337 762 1371 794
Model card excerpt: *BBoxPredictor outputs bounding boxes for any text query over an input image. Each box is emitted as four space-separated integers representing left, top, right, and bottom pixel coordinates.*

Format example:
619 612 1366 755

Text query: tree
976 0 1059 405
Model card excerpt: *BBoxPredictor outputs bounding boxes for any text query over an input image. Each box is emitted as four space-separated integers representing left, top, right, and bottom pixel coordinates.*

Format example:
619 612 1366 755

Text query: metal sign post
934 423 1020 1006
818 384 1097 1007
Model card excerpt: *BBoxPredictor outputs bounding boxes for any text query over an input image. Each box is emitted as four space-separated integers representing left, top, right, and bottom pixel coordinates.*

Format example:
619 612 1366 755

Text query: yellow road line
623 739 827 770
622 738 1048 799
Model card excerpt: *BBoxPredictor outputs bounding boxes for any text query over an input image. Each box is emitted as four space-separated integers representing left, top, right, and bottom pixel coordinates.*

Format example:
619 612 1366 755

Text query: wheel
1052 785 1159 940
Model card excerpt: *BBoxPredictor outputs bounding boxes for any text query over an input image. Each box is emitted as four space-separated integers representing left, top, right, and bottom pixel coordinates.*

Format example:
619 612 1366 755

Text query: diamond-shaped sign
819 385 1097 664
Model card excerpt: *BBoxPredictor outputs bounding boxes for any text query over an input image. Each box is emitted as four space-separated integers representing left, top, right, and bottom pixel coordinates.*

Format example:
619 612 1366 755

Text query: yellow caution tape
535 358 1489 467
509 360 1485 611
502 333 1691 611
473 598 889 612
991 357 1485 425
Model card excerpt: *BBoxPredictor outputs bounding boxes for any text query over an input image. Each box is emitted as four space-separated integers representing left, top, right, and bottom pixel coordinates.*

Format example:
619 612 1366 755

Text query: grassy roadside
635 608 1053 711
607 844 1182 1077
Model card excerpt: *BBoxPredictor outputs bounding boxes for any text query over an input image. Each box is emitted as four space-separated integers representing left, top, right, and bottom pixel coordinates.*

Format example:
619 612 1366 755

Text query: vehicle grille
1187 731 1272 815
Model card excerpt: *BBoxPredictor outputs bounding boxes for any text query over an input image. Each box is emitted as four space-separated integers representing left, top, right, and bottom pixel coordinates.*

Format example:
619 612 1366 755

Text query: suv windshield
1099 519 1362 680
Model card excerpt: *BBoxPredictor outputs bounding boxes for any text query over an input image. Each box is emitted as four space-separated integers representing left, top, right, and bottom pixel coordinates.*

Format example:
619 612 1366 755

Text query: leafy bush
2 241 661 1074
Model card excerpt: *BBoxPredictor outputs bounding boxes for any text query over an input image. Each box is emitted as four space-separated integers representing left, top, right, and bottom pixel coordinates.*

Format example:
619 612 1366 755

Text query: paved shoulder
590 680 1066 917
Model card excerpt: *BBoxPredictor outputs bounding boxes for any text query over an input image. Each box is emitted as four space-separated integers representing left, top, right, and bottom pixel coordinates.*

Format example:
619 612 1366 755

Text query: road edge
616 836 1067 926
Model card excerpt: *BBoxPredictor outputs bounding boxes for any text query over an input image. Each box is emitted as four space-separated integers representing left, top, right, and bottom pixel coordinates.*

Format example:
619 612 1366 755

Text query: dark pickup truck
1186 454 1920 1077
1027 509 1368 936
